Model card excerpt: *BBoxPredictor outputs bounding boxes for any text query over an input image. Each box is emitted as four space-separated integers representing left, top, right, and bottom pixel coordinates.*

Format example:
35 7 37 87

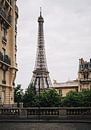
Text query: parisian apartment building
0 0 18 105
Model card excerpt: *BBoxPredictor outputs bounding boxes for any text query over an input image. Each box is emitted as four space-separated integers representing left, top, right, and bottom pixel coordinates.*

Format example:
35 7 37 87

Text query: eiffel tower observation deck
30 8 52 91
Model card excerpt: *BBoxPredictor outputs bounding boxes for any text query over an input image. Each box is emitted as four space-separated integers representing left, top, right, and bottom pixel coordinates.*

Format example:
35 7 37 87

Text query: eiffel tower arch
30 9 52 92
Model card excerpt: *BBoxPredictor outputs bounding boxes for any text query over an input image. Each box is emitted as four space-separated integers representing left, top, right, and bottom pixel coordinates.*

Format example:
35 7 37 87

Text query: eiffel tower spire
40 7 42 17
30 8 52 91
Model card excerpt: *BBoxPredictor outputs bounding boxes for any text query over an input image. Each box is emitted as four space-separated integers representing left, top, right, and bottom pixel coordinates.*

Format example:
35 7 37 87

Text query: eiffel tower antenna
30 8 52 92
40 7 42 16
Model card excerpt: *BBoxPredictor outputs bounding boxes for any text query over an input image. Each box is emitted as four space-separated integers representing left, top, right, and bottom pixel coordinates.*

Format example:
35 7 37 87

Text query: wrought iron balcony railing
0 51 11 66
2 36 7 43
3 54 11 65
0 7 11 27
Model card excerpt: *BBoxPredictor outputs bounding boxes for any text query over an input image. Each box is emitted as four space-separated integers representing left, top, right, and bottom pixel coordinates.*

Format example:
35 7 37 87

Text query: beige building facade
53 80 78 97
78 58 91 91
0 0 18 105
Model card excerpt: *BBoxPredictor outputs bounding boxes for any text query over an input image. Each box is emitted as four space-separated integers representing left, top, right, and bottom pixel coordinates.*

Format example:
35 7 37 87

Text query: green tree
80 89 91 107
62 89 91 107
23 83 36 107
14 84 24 104
36 89 62 107
62 91 81 107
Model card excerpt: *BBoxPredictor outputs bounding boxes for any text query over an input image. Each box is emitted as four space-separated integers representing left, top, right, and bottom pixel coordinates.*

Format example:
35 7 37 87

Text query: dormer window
80 64 84 70
84 72 88 79
85 64 88 69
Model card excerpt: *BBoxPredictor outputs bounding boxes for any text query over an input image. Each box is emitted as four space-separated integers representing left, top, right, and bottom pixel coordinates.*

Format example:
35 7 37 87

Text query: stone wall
0 107 91 120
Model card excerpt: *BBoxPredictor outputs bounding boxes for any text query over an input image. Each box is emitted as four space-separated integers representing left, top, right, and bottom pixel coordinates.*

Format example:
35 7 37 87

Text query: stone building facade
78 58 91 91
0 0 18 104
53 80 78 97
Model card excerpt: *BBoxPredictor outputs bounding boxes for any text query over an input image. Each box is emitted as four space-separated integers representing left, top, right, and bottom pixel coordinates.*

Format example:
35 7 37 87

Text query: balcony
2 36 7 44
0 7 11 28
0 52 11 70
5 0 13 8
0 0 12 6
80 79 91 83
3 55 11 65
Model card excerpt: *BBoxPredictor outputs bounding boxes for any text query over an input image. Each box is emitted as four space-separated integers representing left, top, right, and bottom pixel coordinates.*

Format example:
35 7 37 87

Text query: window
84 72 88 79
85 64 88 69
2 70 6 84
2 26 7 42
88 63 91 70
2 90 5 104
2 48 6 56
80 64 83 70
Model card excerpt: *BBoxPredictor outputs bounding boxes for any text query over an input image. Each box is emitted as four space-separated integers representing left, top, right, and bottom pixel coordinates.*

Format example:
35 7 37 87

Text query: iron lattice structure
31 10 52 91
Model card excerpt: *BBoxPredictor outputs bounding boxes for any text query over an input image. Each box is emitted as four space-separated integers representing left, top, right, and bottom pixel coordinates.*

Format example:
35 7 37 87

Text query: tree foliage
14 83 91 107
62 89 91 107
14 84 24 104
38 89 61 107
61 91 81 107
23 87 61 107
23 83 36 107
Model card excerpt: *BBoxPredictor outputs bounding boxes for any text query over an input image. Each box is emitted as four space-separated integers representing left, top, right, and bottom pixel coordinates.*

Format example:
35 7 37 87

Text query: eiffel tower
30 9 52 92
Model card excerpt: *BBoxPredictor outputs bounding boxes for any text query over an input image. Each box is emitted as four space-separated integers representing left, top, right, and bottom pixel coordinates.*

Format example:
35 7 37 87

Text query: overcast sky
16 0 91 90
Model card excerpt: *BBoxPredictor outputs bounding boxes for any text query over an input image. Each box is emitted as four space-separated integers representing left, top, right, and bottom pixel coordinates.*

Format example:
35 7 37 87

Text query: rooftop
53 80 78 88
